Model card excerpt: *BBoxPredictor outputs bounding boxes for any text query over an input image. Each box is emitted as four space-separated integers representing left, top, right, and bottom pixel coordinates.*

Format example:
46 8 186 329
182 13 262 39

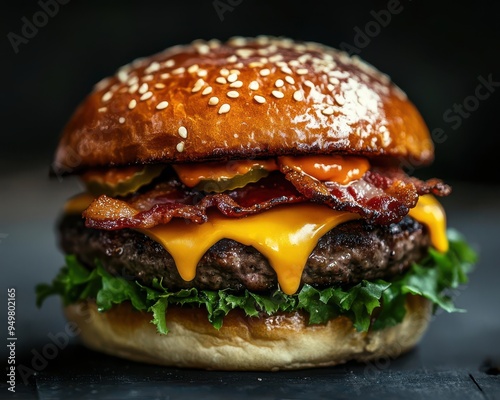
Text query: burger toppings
278 155 370 184
82 164 165 197
173 159 278 192
38 37 476 350
80 158 450 230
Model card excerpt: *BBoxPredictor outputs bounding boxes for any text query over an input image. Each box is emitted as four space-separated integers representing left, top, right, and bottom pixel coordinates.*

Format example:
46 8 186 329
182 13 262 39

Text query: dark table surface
1 164 499 399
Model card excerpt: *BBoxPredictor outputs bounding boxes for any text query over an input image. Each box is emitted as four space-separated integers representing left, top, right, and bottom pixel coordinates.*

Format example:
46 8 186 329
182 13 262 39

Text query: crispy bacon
83 174 305 229
280 165 451 224
83 168 451 229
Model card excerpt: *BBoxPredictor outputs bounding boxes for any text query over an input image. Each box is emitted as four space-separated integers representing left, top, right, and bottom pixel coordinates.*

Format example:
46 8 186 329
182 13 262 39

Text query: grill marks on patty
59 214 430 292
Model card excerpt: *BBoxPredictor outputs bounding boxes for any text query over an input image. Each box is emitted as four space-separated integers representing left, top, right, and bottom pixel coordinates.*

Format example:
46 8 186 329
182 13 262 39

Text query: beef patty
59 214 430 292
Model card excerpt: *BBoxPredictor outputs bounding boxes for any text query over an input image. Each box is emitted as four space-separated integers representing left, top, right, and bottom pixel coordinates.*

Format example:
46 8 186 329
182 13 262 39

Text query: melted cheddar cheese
64 194 448 295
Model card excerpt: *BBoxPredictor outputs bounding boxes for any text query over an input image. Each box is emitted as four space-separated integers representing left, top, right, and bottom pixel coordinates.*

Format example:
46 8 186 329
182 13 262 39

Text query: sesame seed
197 44 210 55
236 48 253 58
288 60 300 67
101 91 113 102
229 36 247 47
226 55 237 63
281 66 293 75
197 69 207 77
220 68 230 76
285 76 295 84
304 80 315 88
227 91 239 98
128 99 137 109
145 61 160 73
187 64 199 73
202 86 213 95
293 90 304 101
296 68 308 75
327 84 335 91
156 101 169 110
142 74 154 82
256 35 270 45
155 83 166 89
172 67 185 75
138 83 148 94
298 55 310 64
140 91 153 101
129 83 139 94
119 87 128 93
127 76 139 86
322 107 334 115
334 94 345 105
227 73 238 83
269 54 283 63
249 62 264 68
164 59 175 68
176 142 185 152
117 69 128 83
119 117 125 124
216 77 227 84
254 95 266 104
259 68 271 77
275 79 284 88
218 103 230 114
178 126 188 138
160 73 170 79
98 107 107 113
208 96 219 106
249 81 259 90
230 69 241 75
229 80 243 88
272 90 284 99
208 38 221 48
191 78 205 93
94 77 111 91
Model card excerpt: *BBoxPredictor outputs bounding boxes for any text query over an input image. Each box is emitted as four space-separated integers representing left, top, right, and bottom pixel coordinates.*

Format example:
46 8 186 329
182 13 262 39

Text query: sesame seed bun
53 36 433 175
64 295 431 370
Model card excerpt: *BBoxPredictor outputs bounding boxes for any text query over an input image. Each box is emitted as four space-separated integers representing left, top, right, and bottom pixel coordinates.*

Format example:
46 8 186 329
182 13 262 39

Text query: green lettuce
36 229 476 334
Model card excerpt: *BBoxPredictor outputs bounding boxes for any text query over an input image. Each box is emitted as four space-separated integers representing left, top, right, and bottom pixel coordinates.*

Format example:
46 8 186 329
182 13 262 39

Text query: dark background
1 0 499 183
2 2 500 398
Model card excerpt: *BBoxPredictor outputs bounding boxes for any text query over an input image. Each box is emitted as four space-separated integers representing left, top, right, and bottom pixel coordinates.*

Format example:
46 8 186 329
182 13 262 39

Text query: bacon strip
280 165 451 224
83 168 451 229
83 174 305 229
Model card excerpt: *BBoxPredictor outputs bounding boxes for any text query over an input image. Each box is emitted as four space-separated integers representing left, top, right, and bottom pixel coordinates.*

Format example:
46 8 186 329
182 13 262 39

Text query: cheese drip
64 194 448 295
408 194 448 253
141 204 359 295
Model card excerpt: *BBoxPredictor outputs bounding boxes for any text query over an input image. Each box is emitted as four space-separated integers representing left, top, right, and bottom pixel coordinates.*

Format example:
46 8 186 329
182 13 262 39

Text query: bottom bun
65 295 431 371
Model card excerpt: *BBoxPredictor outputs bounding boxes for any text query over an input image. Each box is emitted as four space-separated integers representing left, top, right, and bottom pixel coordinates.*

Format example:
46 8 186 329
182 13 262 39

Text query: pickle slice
195 167 270 193
82 165 165 197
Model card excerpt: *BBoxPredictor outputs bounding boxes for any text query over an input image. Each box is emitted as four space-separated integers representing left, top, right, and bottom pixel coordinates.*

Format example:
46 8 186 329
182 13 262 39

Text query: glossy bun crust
53 36 433 174
65 295 431 370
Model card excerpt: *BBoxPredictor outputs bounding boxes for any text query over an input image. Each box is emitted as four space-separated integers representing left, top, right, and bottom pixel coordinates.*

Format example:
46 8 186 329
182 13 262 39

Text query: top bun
53 36 433 174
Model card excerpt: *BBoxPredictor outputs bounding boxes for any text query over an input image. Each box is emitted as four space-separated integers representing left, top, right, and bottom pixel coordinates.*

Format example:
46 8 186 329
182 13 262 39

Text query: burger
37 36 476 370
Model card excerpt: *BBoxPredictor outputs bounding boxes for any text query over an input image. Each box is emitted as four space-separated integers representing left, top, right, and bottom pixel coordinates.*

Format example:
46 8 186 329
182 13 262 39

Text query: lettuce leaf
36 229 476 334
